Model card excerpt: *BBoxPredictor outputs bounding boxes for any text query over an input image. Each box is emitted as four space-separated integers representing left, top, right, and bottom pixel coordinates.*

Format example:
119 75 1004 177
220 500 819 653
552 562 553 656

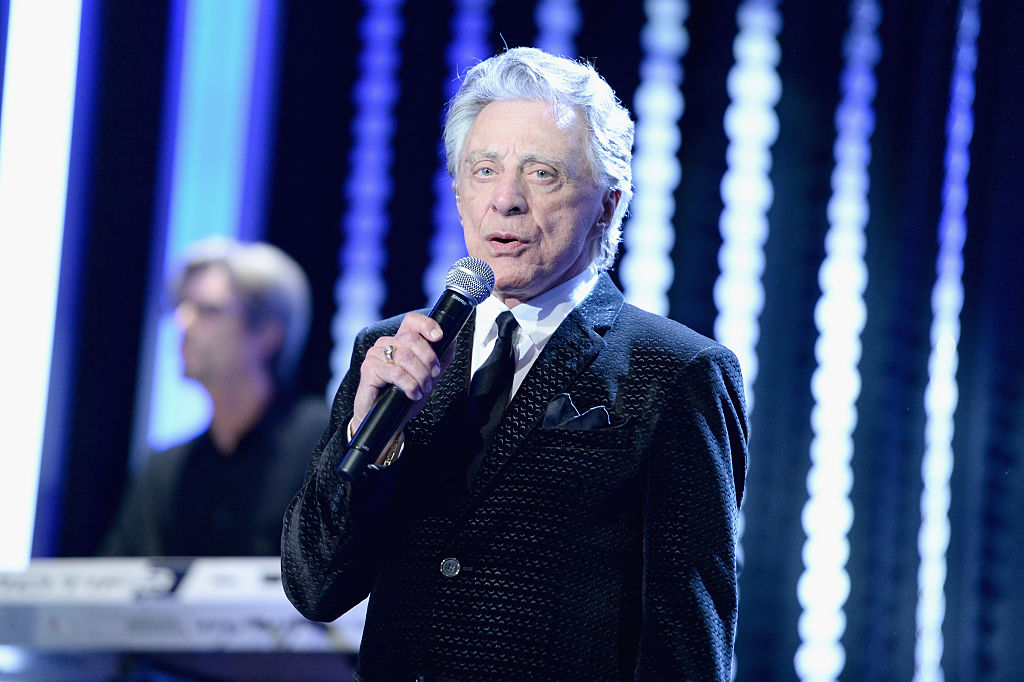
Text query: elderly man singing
282 47 748 681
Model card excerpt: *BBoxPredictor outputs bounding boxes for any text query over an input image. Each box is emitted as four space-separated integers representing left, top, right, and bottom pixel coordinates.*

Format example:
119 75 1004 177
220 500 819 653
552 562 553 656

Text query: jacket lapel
408 312 474 440
467 273 624 496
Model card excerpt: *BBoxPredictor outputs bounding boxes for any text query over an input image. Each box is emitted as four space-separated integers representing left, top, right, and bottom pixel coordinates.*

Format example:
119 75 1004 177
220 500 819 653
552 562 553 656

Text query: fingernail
430 328 441 340
431 365 440 378
412 389 423 401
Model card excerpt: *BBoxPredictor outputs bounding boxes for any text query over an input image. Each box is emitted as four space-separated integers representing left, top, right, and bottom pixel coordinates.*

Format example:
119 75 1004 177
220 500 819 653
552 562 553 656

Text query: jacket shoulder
614 302 733 363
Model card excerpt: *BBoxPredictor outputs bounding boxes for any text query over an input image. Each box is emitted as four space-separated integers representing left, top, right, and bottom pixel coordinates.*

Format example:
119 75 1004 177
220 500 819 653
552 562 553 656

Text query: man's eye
476 167 495 176
532 168 554 179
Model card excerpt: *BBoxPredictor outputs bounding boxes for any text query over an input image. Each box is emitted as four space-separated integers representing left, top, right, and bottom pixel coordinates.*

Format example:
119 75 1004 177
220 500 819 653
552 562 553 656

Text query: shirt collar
473 263 600 349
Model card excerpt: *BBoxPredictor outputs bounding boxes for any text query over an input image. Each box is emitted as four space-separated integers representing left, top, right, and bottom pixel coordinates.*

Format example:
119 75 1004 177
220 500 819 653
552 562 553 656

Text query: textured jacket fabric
282 274 748 681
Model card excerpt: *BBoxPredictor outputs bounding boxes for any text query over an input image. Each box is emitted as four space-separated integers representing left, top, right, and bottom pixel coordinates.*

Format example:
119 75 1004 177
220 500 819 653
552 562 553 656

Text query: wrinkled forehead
542 98 581 128
474 97 581 132
461 99 591 169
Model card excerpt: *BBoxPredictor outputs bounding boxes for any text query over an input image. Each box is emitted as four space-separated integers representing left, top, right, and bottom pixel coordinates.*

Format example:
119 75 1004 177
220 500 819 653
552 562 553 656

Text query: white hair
443 47 634 270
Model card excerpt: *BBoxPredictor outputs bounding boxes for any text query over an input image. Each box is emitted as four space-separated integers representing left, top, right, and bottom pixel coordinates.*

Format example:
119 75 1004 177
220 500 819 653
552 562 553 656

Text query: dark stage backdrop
30 1 1024 679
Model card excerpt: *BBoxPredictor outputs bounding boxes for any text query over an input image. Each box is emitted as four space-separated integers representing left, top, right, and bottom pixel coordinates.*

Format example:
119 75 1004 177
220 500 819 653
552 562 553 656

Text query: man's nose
491 174 527 215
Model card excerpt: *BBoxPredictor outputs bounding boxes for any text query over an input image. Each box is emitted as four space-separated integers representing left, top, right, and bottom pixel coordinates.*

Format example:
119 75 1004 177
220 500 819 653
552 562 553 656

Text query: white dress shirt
471 264 600 401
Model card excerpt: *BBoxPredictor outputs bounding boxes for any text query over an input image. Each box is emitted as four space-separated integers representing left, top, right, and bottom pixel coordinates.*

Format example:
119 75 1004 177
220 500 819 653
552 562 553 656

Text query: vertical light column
713 0 781 411
422 0 491 304
146 0 273 450
0 0 83 571
914 2 978 679
162 0 262 264
621 0 689 316
329 0 404 394
712 10 781 668
796 2 880 680
534 0 580 58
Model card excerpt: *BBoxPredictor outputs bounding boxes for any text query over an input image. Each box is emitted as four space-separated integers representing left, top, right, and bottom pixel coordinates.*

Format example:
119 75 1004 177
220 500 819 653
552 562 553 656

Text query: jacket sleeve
280 327 401 622
636 345 749 681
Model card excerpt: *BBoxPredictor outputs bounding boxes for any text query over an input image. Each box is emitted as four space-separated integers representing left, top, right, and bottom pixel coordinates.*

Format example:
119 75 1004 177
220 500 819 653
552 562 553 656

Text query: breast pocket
518 418 641 508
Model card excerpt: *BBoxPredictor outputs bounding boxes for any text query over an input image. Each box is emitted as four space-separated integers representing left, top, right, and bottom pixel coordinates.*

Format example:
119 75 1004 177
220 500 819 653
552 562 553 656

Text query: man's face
455 99 618 306
175 265 262 387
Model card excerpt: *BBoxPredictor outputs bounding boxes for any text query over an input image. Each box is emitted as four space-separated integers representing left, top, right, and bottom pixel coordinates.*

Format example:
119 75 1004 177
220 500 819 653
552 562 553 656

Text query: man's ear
592 188 621 236
601 188 621 227
452 180 462 219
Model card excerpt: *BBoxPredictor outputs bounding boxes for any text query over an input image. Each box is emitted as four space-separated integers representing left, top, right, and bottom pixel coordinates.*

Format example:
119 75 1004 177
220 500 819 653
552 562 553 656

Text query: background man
282 47 748 680
103 237 327 557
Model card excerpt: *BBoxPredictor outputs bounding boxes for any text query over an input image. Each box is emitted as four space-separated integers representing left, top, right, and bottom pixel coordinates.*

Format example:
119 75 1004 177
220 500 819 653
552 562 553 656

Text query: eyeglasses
175 298 242 320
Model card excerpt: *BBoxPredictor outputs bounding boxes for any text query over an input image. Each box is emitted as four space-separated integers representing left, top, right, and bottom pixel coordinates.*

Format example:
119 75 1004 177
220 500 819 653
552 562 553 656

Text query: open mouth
488 231 525 244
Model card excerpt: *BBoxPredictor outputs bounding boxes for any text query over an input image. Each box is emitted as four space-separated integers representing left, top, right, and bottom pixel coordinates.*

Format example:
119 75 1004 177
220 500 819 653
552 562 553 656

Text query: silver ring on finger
383 344 396 364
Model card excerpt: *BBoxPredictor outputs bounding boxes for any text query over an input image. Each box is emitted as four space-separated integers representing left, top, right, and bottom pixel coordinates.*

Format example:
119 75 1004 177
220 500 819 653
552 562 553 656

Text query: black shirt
102 395 328 557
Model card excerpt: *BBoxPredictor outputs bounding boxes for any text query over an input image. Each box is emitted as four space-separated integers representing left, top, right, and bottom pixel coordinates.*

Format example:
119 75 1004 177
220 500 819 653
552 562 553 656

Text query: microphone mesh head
445 256 494 305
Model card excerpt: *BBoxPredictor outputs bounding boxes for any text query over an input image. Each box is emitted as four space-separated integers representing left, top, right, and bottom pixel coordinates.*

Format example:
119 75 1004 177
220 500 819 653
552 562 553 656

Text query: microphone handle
336 289 475 481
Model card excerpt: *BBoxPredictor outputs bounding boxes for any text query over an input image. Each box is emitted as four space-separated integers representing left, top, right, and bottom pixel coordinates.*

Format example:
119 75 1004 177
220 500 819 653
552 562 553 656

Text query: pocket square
542 393 612 430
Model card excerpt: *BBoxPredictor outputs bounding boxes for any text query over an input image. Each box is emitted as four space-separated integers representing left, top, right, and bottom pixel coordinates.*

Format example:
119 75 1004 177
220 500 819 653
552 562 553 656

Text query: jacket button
440 557 461 577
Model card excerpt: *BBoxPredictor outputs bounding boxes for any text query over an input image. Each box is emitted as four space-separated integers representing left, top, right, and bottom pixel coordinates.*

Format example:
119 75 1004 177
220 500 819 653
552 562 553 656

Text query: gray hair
443 47 634 270
170 236 312 387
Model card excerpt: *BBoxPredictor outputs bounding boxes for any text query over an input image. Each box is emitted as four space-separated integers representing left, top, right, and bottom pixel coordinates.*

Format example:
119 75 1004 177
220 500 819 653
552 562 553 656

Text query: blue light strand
713 13 781 673
329 0 403 395
712 0 780 411
621 0 689 317
796 2 880 680
711 7 781 678
914 2 978 679
162 0 262 268
422 0 491 304
533 0 580 58
0 0 83 571
146 0 271 451
237 0 282 243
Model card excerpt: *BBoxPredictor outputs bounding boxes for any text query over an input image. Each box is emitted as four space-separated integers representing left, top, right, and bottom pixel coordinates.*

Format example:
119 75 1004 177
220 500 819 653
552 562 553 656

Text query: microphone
336 257 495 481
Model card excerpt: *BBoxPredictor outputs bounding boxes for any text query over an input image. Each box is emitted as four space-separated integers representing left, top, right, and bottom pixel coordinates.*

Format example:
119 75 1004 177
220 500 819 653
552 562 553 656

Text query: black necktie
467 310 519 484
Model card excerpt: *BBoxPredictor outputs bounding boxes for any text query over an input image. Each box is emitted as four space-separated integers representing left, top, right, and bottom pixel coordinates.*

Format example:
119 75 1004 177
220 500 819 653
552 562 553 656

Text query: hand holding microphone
337 257 494 480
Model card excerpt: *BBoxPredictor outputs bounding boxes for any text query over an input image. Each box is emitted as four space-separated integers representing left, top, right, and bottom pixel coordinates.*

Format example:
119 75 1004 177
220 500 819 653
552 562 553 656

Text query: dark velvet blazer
282 273 748 681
